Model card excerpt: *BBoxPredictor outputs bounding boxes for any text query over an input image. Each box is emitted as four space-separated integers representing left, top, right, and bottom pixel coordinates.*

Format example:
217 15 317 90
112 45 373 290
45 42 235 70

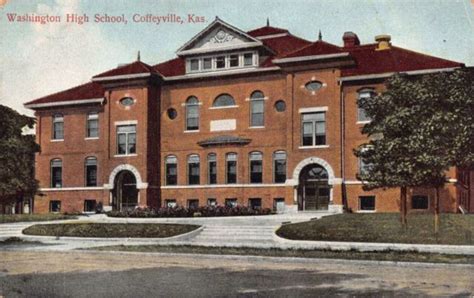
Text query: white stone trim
344 180 363 185
106 164 147 189
113 154 138 158
273 52 350 64
24 98 104 109
299 145 330 149
299 106 328 113
164 67 280 81
356 120 371 125
39 187 105 192
184 130 200 133
84 137 99 140
92 73 151 82
291 156 337 185
208 105 239 110
50 139 64 142
339 67 461 82
114 120 138 126
161 183 287 189
248 126 265 129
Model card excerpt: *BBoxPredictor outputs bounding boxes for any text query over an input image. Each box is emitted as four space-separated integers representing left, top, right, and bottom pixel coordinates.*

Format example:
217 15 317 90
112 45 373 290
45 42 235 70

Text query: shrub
106 205 273 218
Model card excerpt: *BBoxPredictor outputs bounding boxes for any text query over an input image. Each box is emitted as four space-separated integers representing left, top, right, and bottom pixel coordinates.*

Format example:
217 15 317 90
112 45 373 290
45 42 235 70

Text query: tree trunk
434 187 440 235
400 186 408 229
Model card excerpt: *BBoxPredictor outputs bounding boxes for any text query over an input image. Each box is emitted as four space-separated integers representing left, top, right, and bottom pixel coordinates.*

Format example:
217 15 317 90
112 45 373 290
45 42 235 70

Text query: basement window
359 196 375 211
412 195 428 210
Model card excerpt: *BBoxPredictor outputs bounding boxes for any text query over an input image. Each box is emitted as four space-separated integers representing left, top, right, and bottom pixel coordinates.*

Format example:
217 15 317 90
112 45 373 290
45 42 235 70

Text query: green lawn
22 223 200 238
0 213 76 224
276 213 474 245
88 244 474 264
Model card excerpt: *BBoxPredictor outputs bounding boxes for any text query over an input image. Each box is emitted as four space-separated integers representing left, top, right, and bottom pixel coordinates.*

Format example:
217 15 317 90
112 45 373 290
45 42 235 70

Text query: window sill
356 210 376 213
209 105 239 110
85 137 99 140
299 145 330 149
356 120 371 124
114 154 137 158
184 130 200 133
50 139 64 142
249 126 265 129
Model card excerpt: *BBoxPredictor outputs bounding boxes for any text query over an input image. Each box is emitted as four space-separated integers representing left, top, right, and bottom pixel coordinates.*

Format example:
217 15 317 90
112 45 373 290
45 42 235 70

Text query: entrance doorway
112 170 138 211
298 164 330 211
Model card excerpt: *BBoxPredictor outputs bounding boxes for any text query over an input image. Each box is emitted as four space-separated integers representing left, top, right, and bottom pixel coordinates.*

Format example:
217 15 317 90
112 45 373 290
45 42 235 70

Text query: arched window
187 154 200 185
213 94 235 107
250 91 264 127
357 88 375 122
50 159 62 188
226 153 237 184
249 151 263 183
85 157 97 187
165 155 177 185
273 151 287 183
185 96 199 131
86 112 99 138
52 114 64 140
208 153 217 184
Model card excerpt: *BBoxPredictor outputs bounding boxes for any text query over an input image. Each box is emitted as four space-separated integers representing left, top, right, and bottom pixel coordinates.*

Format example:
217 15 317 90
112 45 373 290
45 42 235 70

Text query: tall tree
0 104 40 213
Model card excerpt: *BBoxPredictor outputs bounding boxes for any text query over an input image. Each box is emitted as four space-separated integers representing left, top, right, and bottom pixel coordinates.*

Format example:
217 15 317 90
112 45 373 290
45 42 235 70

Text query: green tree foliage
354 69 474 229
0 104 40 206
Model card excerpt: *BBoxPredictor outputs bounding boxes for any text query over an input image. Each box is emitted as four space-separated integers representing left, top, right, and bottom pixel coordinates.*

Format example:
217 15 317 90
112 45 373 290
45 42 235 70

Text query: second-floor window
358 88 375 122
165 155 177 185
185 96 199 131
208 153 217 184
273 151 287 183
226 153 237 184
86 112 99 138
52 114 64 140
50 159 62 188
250 91 264 127
249 151 263 183
301 112 326 146
187 154 200 185
117 125 136 155
85 157 97 186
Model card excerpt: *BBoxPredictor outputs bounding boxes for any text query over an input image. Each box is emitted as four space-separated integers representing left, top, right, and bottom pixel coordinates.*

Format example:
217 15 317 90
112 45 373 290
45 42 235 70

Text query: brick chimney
343 32 360 47
375 34 391 50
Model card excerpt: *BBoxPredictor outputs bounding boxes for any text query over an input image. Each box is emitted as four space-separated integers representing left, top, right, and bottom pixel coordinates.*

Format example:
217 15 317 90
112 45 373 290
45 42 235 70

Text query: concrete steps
187 225 277 244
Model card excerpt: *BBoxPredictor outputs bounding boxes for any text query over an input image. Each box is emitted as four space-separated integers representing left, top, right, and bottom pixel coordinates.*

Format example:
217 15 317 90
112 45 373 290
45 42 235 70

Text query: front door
298 164 330 211
113 170 138 211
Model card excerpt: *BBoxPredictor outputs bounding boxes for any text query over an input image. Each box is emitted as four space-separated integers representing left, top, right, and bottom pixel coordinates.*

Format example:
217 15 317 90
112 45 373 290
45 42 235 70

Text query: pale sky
1 0 473 116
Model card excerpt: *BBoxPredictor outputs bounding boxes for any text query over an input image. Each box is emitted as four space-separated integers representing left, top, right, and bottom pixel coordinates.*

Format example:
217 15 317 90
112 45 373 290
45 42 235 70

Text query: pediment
177 18 263 56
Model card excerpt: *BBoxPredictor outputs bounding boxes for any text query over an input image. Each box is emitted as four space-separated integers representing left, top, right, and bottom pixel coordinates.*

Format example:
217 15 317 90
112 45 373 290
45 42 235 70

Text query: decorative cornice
339 67 461 82
24 98 104 109
273 52 350 64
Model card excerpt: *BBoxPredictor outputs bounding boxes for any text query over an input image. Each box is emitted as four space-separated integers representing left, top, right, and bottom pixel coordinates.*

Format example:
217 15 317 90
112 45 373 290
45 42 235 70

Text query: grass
0 213 77 224
87 244 474 264
0 237 47 246
22 223 200 238
276 213 474 245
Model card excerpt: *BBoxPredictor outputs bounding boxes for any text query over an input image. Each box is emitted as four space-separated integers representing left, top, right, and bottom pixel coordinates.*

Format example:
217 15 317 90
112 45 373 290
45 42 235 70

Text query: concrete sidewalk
1 213 474 255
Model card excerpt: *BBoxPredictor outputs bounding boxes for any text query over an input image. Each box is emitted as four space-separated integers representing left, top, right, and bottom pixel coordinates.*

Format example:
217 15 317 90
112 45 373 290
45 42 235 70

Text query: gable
176 18 263 56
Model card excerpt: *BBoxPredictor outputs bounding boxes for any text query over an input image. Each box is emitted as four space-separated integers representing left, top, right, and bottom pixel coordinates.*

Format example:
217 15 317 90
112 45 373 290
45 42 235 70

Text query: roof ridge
280 39 342 58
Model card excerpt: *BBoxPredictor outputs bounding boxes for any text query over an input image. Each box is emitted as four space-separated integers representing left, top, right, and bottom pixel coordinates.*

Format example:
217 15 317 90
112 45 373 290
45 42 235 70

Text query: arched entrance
112 170 138 211
298 164 330 211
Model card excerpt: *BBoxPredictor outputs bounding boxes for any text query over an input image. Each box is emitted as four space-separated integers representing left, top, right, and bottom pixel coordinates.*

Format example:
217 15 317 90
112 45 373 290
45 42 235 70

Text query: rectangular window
216 56 225 69
51 160 62 188
84 200 96 212
225 198 237 208
249 198 262 210
207 198 217 206
203 58 212 70
188 155 200 185
52 114 64 140
226 154 237 184
165 157 177 186
273 152 287 183
49 200 61 213
229 54 239 67
359 196 375 211
250 100 264 127
243 53 253 66
85 159 97 187
86 112 99 138
186 105 199 131
249 156 263 183
116 125 136 155
187 199 199 209
301 112 326 146
165 199 177 208
412 195 428 209
358 90 373 122
208 156 217 185
190 59 199 71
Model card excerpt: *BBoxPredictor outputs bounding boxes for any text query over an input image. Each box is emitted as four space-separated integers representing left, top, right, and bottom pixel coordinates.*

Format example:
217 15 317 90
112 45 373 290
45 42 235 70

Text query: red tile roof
153 58 185 77
261 35 311 57
24 82 104 106
281 40 343 58
247 26 289 37
341 44 463 77
93 60 158 79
